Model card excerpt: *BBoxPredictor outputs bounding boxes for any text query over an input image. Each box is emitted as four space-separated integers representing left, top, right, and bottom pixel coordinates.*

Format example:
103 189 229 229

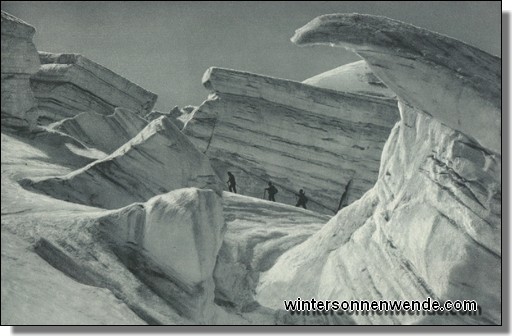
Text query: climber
227 172 237 193
295 189 308 209
264 182 278 202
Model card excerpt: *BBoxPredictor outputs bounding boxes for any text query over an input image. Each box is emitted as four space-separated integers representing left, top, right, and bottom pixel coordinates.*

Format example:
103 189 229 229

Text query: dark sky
2 1 502 111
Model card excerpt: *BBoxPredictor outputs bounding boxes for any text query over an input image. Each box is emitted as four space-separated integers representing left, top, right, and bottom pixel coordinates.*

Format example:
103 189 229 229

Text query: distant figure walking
295 189 308 209
227 172 237 193
264 182 278 202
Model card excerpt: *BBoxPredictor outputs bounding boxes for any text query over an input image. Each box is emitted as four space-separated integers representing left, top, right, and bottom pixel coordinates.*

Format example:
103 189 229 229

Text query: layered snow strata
257 13 501 325
183 67 399 214
293 13 500 154
30 52 157 124
98 188 225 322
214 192 330 310
51 107 148 154
1 11 40 128
22 116 222 209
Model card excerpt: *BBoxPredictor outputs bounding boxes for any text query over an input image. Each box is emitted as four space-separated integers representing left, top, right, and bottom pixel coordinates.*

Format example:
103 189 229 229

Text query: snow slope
183 67 398 214
98 188 225 323
2 10 500 326
22 116 222 209
2 129 339 325
214 192 330 310
257 13 501 325
1 133 190 325
51 107 148 154
1 232 145 325
303 60 396 98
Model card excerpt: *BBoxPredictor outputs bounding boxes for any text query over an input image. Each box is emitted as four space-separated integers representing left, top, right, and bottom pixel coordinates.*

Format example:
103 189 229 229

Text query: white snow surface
98 187 226 322
31 52 157 124
1 132 188 325
303 60 396 98
1 128 333 325
183 66 398 214
292 13 500 154
256 13 501 325
50 107 149 154
22 116 223 209
1 11 501 326
1 232 145 325
214 192 330 310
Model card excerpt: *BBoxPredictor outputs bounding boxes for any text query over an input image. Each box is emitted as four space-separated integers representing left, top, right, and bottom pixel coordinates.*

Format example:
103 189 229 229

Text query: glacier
0 10 501 326
256 13 501 325
31 52 158 124
183 67 399 214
